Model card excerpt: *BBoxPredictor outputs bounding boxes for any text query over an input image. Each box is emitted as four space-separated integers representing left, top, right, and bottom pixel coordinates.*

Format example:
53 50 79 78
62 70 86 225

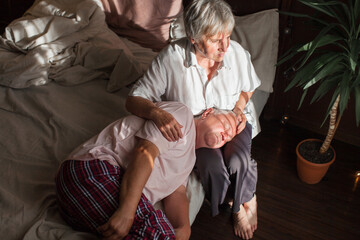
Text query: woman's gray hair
184 0 235 42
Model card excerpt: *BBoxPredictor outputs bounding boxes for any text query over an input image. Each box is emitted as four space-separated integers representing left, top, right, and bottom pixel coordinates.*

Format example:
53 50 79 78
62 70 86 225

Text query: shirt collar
184 38 232 70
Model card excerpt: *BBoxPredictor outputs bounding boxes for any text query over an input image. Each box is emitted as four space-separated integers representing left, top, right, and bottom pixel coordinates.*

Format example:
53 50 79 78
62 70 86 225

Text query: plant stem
320 95 341 154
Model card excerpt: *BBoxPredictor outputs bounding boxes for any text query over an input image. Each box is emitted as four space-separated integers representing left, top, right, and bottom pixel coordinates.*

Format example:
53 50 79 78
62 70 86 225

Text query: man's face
200 111 237 148
195 31 231 62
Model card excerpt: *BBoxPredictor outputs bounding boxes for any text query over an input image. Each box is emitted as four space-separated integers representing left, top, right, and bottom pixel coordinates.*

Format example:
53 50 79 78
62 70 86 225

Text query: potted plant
277 0 360 184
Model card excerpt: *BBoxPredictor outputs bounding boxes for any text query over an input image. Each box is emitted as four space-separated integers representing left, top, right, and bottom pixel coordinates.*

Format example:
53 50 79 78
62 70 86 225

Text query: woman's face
194 31 231 62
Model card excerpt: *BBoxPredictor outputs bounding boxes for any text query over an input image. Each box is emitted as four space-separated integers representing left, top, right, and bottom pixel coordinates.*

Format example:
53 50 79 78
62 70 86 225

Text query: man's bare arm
98 138 159 239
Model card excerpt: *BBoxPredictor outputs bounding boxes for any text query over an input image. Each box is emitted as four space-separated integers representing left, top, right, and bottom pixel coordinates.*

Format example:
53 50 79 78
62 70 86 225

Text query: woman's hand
151 108 183 142
232 108 247 135
97 209 134 240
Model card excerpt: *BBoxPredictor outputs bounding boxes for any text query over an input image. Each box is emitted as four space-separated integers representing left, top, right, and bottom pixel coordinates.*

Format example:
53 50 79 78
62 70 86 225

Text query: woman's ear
190 37 196 44
201 108 214 120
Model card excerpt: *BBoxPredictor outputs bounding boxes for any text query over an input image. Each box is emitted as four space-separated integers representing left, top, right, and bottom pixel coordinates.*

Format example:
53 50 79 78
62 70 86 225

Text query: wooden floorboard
190 119 360 240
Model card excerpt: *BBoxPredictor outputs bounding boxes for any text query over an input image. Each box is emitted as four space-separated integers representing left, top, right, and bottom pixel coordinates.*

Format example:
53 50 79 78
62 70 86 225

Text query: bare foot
233 205 253 239
243 195 257 232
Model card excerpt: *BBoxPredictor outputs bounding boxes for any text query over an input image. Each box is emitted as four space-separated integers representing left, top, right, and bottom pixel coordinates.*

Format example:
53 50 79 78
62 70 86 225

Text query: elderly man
55 101 237 240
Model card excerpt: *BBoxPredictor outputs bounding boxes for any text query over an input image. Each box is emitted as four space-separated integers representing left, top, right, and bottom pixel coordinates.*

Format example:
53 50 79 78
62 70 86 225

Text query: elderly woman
126 0 259 239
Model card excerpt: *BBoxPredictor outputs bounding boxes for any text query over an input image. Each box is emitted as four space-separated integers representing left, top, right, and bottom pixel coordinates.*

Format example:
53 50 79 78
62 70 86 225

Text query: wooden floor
190 119 360 240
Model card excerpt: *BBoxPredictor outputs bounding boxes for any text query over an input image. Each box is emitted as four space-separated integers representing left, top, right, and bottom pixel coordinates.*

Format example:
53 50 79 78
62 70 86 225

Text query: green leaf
299 0 352 35
310 74 341 103
297 27 341 69
289 53 340 90
355 0 360 23
284 60 319 92
347 0 355 35
303 58 343 89
322 0 350 28
299 0 350 18
349 38 360 72
353 71 360 87
338 72 351 117
355 85 360 126
297 34 342 52
298 89 308 109
277 10 329 27
298 0 338 18
276 45 302 66
277 33 342 67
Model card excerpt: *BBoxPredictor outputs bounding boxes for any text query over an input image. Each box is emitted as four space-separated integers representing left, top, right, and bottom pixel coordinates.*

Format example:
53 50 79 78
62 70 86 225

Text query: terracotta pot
296 139 336 184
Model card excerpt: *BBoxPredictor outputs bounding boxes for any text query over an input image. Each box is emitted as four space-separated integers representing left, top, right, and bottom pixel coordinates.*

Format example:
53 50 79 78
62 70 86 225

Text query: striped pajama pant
55 159 175 239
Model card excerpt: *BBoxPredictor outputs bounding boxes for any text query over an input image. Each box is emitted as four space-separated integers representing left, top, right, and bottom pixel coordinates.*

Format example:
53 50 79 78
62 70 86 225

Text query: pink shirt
66 102 196 204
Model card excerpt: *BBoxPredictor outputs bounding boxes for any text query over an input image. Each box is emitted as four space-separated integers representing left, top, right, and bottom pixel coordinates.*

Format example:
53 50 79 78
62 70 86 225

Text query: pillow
100 0 183 52
169 9 279 93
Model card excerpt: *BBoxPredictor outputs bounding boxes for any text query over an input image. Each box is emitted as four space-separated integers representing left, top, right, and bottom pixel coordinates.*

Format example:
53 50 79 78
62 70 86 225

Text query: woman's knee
227 155 248 175
195 148 225 175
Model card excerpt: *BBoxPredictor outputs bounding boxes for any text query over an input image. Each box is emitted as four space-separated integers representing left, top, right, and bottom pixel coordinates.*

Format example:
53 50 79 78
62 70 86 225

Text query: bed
0 0 279 239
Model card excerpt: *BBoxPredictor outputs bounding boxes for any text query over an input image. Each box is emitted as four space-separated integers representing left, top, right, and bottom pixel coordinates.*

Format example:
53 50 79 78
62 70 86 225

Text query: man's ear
201 108 214 120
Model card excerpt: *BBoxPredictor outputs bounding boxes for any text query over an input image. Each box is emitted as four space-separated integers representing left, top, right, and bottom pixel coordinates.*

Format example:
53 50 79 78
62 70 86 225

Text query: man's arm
126 96 183 141
98 138 159 239
233 91 253 134
162 185 191 240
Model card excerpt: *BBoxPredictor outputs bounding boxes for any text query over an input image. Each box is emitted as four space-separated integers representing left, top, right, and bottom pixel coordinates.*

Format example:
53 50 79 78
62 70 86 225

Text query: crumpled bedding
0 0 144 90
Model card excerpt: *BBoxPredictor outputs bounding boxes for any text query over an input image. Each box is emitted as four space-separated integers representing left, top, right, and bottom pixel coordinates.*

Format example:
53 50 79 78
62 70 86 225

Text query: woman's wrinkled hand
232 108 247 135
152 108 183 142
97 210 134 240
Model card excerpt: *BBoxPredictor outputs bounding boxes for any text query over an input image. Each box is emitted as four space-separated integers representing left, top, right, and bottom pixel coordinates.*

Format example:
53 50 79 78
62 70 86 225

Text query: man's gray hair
184 0 235 42
194 108 234 119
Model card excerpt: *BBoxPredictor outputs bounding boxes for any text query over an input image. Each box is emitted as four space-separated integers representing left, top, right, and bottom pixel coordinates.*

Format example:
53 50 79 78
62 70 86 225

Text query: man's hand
232 108 247 135
97 138 160 239
151 108 183 142
97 209 134 240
